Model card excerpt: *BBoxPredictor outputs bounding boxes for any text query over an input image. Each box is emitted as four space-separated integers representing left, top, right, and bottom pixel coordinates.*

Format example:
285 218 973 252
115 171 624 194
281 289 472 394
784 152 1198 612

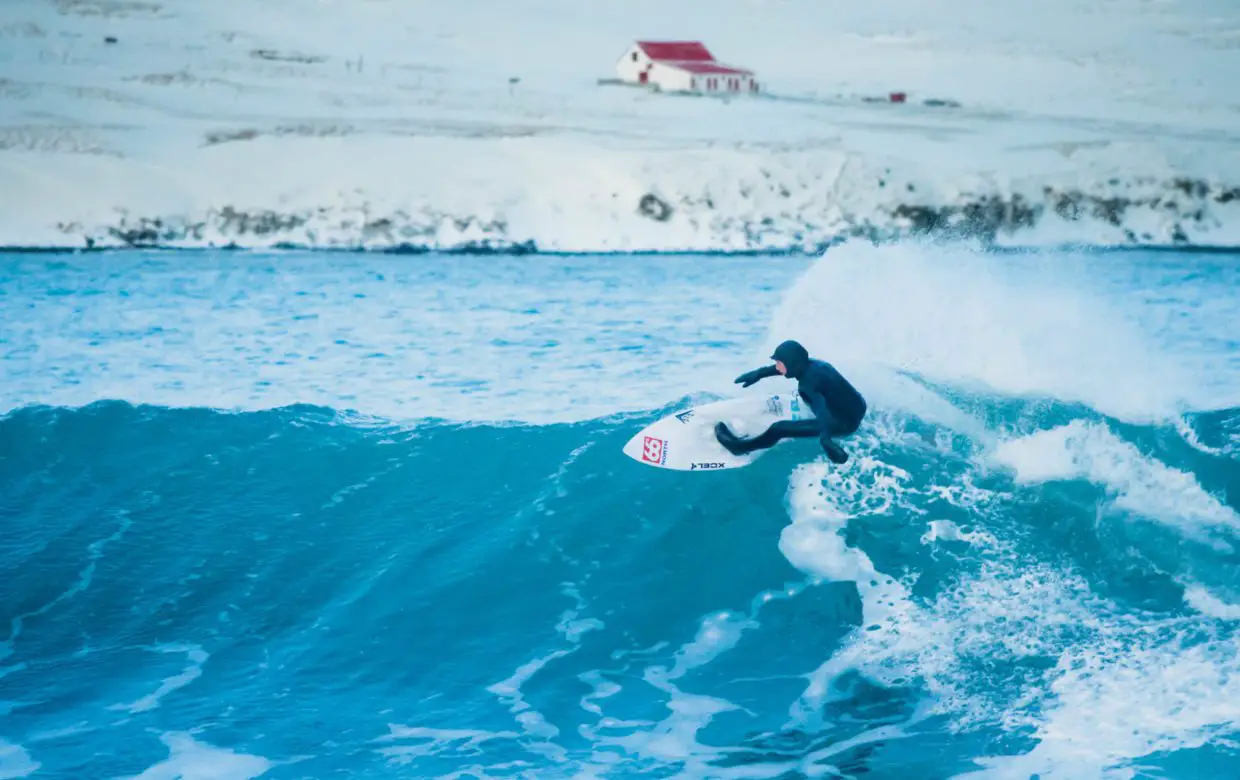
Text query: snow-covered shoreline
3 0 1240 252
5 134 1239 252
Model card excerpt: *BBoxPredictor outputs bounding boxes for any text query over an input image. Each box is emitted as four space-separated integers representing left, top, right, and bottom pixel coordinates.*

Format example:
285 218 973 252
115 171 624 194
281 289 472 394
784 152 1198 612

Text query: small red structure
615 40 759 94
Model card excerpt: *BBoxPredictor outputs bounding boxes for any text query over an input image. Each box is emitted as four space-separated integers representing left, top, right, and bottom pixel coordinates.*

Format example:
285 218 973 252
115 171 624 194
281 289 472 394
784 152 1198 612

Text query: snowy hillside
2 0 1239 251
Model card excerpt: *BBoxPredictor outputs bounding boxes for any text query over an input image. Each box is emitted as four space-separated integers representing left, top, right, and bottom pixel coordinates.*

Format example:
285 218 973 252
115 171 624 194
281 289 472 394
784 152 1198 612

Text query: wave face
3 244 1240 778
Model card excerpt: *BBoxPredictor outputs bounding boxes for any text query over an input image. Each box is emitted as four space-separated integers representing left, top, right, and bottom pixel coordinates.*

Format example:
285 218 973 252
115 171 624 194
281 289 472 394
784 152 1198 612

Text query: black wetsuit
716 340 867 463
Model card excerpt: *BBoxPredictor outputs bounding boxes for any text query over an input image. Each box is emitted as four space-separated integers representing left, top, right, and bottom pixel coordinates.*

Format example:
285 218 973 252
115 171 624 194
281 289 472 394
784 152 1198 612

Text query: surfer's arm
734 365 779 388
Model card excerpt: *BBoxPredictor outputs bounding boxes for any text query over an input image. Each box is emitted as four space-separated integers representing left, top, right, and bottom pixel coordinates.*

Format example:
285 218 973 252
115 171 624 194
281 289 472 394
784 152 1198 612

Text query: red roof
663 60 753 76
636 41 714 62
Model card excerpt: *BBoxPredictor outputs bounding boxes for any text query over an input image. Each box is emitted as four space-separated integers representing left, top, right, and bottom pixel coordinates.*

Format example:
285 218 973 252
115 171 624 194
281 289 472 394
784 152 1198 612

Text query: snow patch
3 0 1240 251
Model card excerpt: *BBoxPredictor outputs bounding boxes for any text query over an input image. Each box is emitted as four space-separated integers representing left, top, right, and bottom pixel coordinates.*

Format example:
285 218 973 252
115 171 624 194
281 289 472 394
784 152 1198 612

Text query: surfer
715 340 866 464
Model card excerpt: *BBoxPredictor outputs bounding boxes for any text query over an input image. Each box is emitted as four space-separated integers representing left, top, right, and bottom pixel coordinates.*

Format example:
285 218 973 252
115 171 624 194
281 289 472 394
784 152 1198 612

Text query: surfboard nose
624 429 671 466
621 432 645 462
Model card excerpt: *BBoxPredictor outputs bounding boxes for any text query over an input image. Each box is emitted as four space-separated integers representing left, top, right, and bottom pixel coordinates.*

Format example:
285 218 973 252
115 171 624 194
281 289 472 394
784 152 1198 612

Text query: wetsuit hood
771 340 810 378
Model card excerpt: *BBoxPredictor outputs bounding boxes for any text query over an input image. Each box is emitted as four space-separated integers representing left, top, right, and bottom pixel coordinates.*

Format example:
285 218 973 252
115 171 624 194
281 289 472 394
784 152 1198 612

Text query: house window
631 52 638 62
691 78 697 90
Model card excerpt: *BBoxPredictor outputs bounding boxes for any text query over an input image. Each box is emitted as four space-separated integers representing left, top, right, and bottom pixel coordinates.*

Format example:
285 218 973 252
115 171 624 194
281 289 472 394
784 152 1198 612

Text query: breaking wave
3 241 1239 777
2 388 1238 777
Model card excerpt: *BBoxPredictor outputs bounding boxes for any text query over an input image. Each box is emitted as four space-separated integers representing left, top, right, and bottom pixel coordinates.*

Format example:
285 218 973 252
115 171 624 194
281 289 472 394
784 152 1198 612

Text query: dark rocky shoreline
27 176 1240 252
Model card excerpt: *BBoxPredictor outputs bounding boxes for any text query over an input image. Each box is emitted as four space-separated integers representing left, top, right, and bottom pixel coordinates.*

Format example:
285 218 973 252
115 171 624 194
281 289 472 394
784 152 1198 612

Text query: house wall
691 73 759 94
646 61 694 92
614 45 651 82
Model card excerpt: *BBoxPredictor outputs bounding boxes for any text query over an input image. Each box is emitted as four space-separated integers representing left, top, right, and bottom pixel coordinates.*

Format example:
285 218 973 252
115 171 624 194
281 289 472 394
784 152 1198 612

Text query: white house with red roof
615 40 759 95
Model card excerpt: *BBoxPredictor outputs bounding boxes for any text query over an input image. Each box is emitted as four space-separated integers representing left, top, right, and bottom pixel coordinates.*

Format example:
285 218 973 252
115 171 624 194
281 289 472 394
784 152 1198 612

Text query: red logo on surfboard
642 436 666 464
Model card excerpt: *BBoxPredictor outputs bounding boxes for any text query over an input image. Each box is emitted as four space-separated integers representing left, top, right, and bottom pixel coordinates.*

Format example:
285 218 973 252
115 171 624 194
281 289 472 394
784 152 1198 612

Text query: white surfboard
622 393 810 471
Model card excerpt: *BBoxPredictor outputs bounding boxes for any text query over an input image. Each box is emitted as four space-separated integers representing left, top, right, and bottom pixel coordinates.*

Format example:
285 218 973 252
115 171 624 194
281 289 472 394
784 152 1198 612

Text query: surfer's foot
715 422 751 456
823 440 849 464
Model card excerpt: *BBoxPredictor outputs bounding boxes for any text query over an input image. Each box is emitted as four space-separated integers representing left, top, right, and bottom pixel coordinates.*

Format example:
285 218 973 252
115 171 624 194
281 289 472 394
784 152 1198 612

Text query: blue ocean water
2 244 1239 779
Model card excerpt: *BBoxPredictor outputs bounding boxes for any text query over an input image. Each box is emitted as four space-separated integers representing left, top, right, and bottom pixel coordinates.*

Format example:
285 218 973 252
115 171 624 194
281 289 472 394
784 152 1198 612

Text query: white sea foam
374 726 521 766
376 583 607 769
786 467 1240 777
108 644 210 715
606 611 754 762
1184 586 1240 621
0 740 38 780
579 580 821 778
484 593 601 760
775 405 1240 777
763 242 1232 423
992 421 1240 538
776 427 928 728
962 624 1240 779
122 732 272 780
920 519 997 548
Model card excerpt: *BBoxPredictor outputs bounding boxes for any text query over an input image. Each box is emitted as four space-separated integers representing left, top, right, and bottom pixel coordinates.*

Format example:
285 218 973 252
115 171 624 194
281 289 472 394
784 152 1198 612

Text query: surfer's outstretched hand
734 369 767 388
